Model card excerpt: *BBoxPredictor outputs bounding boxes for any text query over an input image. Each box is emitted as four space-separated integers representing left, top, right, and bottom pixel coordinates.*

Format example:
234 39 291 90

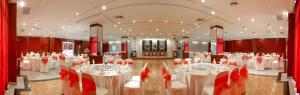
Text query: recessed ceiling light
132 20 136 23
237 18 241 21
19 0 25 7
155 28 159 32
22 22 26 26
164 20 168 23
282 11 289 17
211 11 216 15
251 18 255 22
34 23 38 26
201 0 206 3
280 26 283 30
149 19 152 22
120 28 123 30
124 31 127 33
181 29 185 32
62 26 65 29
194 23 198 25
76 12 80 15
114 24 118 27
117 22 121 24
180 21 183 24
102 5 107 10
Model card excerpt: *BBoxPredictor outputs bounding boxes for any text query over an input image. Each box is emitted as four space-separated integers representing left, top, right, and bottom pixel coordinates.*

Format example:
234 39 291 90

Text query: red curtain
0 0 9 94
294 0 300 92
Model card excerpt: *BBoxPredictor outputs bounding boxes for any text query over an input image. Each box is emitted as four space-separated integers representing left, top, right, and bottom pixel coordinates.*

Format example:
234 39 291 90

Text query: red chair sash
117 60 123 65
174 60 182 65
82 76 96 95
161 67 167 75
214 72 229 95
164 73 171 89
42 58 48 64
59 69 68 80
256 57 262 64
68 71 79 87
59 55 65 61
126 61 133 64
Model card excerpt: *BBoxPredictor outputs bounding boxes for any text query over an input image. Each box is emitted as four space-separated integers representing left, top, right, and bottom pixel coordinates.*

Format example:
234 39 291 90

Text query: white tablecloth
81 64 132 95
175 63 230 95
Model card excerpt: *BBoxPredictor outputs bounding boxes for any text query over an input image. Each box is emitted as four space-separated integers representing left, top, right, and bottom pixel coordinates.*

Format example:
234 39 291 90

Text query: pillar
89 23 103 63
89 23 102 56
182 36 189 59
287 13 295 77
121 36 128 59
210 25 224 63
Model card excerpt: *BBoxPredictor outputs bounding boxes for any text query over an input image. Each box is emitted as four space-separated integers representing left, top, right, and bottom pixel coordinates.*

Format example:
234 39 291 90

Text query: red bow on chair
68 72 79 87
82 75 96 95
163 73 171 89
59 55 65 61
107 60 114 64
59 69 68 80
42 58 48 64
174 60 182 65
161 67 167 75
256 57 263 64
126 60 133 64
242 55 248 61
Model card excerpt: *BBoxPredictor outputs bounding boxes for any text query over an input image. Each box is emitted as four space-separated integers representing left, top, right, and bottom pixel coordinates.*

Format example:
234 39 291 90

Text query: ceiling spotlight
102 5 107 10
201 0 206 3
76 12 80 16
120 28 123 30
124 31 127 33
22 22 26 26
34 23 38 26
237 18 241 21
164 20 168 23
280 26 283 30
251 18 255 22
211 11 216 15
194 23 198 25
114 24 118 27
117 22 121 24
62 26 65 29
155 28 159 32
180 21 183 24
132 20 136 23
148 19 153 22
19 0 25 7
181 29 185 32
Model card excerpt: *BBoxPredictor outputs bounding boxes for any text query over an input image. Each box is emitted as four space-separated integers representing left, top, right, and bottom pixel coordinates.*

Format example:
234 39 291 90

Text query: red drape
90 36 98 55
294 0 300 92
0 0 9 94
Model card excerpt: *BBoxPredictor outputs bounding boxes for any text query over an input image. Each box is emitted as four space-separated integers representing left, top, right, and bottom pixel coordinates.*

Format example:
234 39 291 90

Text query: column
131 37 137 58
182 36 189 59
210 25 224 63
89 23 103 64
121 36 128 59
89 23 102 56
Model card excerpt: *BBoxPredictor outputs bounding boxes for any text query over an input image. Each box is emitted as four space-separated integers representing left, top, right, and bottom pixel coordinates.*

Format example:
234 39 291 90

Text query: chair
174 59 182 65
124 63 150 95
60 65 69 95
68 69 81 95
229 68 240 95
239 64 248 95
40 57 49 72
202 71 229 95
125 59 134 65
161 64 188 95
116 59 123 65
194 58 201 63
81 73 107 95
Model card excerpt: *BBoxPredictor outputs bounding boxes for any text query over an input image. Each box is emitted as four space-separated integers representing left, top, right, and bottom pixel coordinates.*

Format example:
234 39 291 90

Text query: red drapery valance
0 0 9 94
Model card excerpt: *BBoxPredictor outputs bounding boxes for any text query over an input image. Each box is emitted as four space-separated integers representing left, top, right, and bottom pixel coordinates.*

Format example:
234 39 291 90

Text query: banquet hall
1 0 300 95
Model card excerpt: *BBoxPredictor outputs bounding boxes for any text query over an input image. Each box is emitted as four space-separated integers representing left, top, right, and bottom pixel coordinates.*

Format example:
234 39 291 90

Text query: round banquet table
175 63 230 95
81 64 132 95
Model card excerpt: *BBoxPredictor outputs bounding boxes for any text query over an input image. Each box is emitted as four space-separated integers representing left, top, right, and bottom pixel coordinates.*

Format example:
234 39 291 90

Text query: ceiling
16 0 294 41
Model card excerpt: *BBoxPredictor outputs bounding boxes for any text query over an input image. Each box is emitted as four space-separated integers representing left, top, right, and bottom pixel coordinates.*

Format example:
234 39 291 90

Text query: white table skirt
81 64 132 95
